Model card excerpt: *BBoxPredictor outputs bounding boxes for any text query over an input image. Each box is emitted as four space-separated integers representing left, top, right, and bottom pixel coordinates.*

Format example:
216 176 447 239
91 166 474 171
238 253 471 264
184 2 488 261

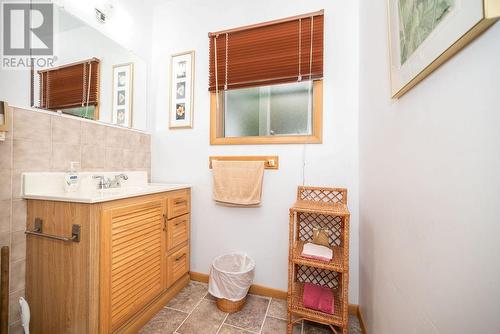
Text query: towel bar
209 155 279 170
25 218 81 243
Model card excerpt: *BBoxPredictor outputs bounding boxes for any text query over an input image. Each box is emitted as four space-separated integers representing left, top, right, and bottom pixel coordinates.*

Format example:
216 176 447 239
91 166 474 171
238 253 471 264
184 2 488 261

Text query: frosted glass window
224 81 313 137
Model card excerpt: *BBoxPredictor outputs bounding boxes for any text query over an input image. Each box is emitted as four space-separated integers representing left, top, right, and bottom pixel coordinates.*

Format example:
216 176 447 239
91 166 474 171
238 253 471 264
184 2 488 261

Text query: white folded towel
301 242 333 262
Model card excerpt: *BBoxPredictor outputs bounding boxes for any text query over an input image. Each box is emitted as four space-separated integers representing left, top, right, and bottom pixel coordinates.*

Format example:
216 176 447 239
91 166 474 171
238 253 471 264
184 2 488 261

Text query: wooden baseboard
357 306 368 334
190 272 288 299
189 272 361 320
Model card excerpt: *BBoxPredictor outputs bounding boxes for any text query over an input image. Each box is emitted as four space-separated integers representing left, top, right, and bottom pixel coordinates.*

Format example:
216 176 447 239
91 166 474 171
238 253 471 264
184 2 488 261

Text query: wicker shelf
292 240 346 273
288 186 350 334
290 282 343 326
291 200 350 216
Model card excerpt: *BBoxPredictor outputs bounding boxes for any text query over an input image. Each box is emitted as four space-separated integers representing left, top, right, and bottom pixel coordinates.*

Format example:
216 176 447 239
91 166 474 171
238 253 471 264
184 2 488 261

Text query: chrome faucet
93 174 128 189
93 175 111 189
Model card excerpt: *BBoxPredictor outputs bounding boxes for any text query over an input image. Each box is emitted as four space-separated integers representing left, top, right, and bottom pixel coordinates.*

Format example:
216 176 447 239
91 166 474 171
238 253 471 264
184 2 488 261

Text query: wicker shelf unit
287 186 350 334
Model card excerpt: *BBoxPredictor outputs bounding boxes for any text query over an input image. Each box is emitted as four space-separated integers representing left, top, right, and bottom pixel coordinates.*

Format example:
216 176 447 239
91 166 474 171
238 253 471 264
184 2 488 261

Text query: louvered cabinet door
100 199 166 333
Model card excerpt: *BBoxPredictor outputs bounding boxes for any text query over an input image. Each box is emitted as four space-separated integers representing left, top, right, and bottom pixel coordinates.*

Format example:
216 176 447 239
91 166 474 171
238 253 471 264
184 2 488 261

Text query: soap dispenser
64 161 80 192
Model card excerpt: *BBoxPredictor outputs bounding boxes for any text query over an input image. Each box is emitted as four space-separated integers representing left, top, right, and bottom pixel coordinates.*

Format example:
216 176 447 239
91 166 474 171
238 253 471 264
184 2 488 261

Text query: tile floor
140 281 362 334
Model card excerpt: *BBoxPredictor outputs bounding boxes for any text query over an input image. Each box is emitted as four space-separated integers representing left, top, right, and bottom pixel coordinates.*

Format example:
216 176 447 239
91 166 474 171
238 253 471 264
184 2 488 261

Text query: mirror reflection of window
30 3 149 130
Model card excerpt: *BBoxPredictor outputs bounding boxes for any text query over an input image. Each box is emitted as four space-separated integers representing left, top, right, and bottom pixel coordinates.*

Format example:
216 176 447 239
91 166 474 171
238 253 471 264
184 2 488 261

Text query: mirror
30 3 148 131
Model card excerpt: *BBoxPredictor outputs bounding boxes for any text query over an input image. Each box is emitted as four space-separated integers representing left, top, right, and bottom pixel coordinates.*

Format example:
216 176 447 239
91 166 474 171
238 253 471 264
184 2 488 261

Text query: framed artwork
112 63 134 127
169 51 195 129
388 0 500 98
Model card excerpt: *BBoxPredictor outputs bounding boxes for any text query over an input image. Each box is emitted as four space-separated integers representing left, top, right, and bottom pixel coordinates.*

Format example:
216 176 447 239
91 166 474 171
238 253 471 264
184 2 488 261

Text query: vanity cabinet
25 188 191 334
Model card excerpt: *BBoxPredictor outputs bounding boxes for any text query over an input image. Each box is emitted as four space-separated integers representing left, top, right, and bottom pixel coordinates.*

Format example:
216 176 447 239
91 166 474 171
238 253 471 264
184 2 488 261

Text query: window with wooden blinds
39 58 100 110
209 10 324 92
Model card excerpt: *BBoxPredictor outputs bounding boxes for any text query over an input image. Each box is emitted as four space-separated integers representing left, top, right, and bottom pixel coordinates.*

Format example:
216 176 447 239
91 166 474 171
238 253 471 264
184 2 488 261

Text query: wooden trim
208 10 324 37
0 102 11 132
189 271 209 283
249 284 288 300
391 0 500 98
357 306 368 334
209 155 279 169
210 80 323 145
485 0 500 18
37 57 100 73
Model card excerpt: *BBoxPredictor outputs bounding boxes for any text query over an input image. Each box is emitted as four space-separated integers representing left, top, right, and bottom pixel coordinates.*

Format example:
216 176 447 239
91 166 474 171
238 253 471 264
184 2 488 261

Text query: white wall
55 0 153 60
359 1 500 333
150 0 360 301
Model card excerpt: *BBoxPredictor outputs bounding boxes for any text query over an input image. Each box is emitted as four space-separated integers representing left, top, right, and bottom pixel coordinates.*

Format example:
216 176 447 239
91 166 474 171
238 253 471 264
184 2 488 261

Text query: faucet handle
115 173 128 180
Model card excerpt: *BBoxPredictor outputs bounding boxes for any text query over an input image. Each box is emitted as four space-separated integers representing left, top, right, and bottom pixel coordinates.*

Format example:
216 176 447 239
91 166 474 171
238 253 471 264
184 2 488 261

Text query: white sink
22 171 190 203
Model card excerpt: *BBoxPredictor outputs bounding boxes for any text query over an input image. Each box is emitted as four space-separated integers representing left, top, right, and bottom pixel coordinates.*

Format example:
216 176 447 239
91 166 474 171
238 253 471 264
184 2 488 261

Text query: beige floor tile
348 315 362 334
177 299 226 334
167 281 209 313
139 307 188 334
262 316 302 334
268 298 287 320
204 292 217 301
217 324 253 334
224 295 269 333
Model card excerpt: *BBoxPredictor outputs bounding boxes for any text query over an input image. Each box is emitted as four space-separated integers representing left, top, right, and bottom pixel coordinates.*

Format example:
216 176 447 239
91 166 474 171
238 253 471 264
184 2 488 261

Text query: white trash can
208 253 255 313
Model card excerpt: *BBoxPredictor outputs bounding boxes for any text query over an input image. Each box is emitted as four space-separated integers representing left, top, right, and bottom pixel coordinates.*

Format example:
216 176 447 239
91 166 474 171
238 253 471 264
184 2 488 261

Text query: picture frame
112 63 134 127
169 51 195 129
388 0 500 98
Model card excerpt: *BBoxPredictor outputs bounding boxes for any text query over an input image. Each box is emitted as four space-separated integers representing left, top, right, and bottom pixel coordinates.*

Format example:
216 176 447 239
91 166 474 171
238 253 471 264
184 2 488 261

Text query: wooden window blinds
208 10 324 92
39 58 100 110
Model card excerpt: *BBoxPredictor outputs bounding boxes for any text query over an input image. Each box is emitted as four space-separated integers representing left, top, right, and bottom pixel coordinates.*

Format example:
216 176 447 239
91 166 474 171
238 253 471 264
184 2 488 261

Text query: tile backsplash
0 107 151 332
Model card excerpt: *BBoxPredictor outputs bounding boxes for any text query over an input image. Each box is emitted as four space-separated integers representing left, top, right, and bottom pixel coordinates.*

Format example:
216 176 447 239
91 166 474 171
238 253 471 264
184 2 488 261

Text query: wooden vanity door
100 197 166 333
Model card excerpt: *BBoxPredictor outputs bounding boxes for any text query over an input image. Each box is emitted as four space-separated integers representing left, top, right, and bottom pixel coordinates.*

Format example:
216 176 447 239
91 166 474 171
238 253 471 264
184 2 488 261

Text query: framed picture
112 63 134 127
388 0 500 98
169 51 195 129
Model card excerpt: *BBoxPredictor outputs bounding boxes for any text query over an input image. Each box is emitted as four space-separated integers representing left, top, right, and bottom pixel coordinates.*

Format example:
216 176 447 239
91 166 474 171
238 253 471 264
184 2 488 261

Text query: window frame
210 79 323 145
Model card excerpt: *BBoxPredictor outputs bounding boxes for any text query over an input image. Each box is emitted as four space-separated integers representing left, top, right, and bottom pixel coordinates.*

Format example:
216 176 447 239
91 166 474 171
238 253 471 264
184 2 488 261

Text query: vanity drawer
167 214 190 252
167 190 190 219
167 245 189 288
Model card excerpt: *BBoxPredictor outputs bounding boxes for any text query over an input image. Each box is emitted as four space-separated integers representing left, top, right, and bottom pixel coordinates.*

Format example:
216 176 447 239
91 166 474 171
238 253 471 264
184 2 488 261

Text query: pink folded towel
301 242 333 262
303 282 334 314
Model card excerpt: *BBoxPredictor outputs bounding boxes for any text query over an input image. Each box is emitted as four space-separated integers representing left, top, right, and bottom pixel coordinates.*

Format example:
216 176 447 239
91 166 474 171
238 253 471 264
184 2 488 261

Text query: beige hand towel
212 160 265 206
